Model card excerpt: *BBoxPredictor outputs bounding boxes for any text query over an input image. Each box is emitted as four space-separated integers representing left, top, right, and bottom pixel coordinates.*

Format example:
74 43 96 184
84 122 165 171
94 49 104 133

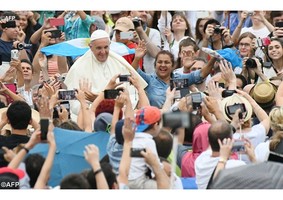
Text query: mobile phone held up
40 118 49 141
130 148 146 157
120 32 134 40
44 29 62 38
226 103 246 115
119 74 130 82
104 88 124 99
58 90 77 100
49 18 65 27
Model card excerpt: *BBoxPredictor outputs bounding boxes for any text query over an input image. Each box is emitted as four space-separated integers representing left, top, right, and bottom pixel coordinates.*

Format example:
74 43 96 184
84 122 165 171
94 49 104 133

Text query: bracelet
218 157 227 164
93 168 102 176
22 146 30 154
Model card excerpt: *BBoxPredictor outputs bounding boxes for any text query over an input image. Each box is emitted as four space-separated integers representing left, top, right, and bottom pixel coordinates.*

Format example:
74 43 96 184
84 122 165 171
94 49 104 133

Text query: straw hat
0 107 40 131
249 81 277 108
221 94 253 122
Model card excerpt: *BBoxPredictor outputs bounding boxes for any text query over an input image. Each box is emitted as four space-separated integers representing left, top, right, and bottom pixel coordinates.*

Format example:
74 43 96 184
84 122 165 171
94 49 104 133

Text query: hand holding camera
132 17 142 29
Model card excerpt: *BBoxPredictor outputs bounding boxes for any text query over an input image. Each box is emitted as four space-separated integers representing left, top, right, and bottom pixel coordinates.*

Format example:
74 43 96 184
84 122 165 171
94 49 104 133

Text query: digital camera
132 17 142 28
214 25 222 35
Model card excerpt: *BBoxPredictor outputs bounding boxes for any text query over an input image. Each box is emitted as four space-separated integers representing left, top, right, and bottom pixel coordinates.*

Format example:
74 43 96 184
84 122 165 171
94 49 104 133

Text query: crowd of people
0 10 283 189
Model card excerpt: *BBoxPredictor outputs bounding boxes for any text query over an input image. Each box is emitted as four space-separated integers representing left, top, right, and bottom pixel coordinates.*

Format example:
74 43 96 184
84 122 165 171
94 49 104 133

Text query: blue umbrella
29 127 110 187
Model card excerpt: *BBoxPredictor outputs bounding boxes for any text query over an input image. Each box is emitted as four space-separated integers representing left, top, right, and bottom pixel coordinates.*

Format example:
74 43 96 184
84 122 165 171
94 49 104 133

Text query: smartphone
58 90 77 100
222 90 236 98
275 21 283 28
40 118 49 141
227 103 246 115
119 74 130 82
1 20 16 28
53 101 70 119
191 92 202 110
104 88 123 99
49 18 65 26
11 49 19 60
44 29 62 38
130 148 146 157
120 32 134 40
172 78 189 90
162 111 192 129
231 140 245 153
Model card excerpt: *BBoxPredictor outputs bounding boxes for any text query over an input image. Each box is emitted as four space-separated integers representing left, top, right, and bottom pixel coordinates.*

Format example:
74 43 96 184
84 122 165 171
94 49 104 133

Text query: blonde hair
269 106 283 151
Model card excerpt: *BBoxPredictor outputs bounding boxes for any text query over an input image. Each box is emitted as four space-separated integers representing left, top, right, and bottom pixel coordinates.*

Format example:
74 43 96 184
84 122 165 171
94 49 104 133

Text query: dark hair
154 50 174 68
24 154 45 188
58 120 83 131
171 12 193 38
265 38 283 63
270 11 283 23
6 101 31 130
153 128 173 158
87 162 117 189
176 37 199 69
0 173 20 189
20 59 34 73
60 173 90 189
208 120 233 152
203 18 221 35
235 74 248 89
184 114 203 144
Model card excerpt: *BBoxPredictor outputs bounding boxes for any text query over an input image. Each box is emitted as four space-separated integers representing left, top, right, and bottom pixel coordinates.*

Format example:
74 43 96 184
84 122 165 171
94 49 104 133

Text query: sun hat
221 93 253 122
114 17 134 32
249 81 277 109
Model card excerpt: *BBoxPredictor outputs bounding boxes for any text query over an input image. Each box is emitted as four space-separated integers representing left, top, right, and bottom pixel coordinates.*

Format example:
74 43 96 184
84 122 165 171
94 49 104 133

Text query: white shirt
128 132 159 181
195 149 246 189
255 140 270 162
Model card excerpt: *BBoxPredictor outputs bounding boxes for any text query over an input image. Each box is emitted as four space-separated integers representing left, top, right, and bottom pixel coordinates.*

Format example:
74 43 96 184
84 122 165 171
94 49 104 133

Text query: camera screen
162 112 191 129
119 75 130 82
130 148 146 157
45 29 61 38
1 20 16 28
275 21 283 28
104 89 123 99
231 140 245 152
58 90 76 100
227 103 246 115
171 78 189 90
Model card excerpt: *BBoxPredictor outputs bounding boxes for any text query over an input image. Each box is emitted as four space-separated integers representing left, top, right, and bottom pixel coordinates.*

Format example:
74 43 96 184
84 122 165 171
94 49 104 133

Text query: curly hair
269 106 283 151
95 99 123 120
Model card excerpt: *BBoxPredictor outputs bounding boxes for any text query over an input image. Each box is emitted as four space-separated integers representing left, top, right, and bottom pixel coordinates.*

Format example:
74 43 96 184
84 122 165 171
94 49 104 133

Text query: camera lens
214 25 222 35
132 17 141 28
17 43 24 50
245 58 257 68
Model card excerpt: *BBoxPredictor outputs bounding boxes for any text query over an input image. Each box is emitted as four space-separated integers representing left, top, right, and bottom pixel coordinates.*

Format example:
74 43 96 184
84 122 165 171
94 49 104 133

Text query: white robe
64 50 147 115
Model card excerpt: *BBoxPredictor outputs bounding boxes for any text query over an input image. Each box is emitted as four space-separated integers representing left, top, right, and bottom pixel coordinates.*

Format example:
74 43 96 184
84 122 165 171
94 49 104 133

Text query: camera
227 103 246 115
214 25 222 35
222 90 236 98
245 57 263 69
130 148 146 157
57 75 66 82
162 111 192 129
120 32 134 40
11 49 19 60
104 88 124 99
231 140 245 152
191 92 202 110
275 21 283 28
16 43 32 50
247 11 255 16
132 17 142 28
119 74 130 82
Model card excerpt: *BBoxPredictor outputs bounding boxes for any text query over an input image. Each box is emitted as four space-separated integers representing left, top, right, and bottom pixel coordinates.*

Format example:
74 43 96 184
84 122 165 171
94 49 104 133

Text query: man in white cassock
64 30 147 116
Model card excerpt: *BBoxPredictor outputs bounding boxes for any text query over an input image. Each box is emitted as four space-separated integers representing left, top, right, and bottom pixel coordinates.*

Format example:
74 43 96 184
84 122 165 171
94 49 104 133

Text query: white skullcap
90 30 110 41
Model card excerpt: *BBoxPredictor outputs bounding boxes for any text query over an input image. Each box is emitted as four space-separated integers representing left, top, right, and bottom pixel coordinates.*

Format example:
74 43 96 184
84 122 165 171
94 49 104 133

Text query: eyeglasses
239 43 251 47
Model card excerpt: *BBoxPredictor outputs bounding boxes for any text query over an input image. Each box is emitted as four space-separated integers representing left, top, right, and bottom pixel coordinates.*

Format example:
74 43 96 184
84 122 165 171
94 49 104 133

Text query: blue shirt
107 135 123 175
137 68 203 108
